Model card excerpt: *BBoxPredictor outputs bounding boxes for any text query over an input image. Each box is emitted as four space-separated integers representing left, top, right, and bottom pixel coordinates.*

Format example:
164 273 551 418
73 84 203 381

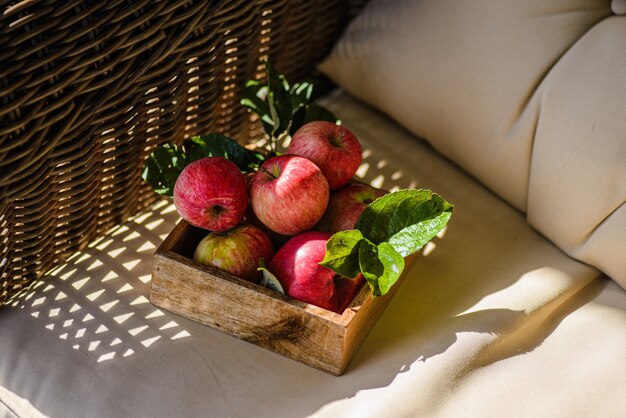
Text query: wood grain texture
150 220 417 375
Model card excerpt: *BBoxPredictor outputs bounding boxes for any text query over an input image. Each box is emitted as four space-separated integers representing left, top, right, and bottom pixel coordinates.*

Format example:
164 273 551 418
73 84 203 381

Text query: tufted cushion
320 0 626 287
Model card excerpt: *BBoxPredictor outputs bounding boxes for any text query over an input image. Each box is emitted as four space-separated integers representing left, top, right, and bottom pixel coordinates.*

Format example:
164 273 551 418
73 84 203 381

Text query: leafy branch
142 63 338 196
241 62 338 152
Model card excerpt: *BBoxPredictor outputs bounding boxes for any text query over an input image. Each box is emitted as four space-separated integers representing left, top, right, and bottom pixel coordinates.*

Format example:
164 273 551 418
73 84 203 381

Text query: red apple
244 205 291 248
194 224 274 283
173 157 248 232
317 183 387 233
334 272 366 313
288 121 362 190
250 155 329 235
269 231 364 313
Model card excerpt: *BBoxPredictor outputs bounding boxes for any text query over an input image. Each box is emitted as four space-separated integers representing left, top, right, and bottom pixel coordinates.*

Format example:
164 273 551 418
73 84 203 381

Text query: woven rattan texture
0 0 367 306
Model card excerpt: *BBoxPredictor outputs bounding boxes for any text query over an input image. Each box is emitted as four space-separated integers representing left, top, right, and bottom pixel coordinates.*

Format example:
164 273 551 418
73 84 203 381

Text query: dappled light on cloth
9 200 189 363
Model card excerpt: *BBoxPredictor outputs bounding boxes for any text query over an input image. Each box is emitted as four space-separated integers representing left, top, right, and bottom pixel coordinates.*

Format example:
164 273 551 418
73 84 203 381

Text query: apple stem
260 167 277 180
330 131 346 147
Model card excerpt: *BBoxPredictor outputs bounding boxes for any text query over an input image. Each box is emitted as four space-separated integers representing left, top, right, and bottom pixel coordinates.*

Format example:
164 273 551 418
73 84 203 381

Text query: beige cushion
320 0 626 288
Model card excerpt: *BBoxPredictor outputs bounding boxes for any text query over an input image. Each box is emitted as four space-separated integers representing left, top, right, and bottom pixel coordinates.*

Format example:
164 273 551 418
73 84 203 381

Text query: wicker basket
0 0 367 307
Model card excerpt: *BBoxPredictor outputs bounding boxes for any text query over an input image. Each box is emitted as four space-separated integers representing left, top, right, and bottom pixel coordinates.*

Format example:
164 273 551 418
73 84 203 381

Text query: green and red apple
194 224 274 283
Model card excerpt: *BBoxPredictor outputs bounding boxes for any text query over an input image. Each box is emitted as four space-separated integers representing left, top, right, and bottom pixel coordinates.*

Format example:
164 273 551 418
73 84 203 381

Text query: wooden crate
150 220 416 375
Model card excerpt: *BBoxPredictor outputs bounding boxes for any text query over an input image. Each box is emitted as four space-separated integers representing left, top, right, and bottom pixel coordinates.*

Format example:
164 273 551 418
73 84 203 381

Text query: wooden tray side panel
340 254 419 372
151 250 347 375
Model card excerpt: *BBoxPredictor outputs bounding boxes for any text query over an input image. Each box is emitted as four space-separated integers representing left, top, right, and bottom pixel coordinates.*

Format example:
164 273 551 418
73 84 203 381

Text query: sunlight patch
87 289 105 301
160 204 177 215
123 259 141 271
133 213 151 224
356 162 369 178
370 174 384 188
117 283 133 293
159 321 178 330
129 325 149 336
102 271 118 282
138 274 151 284
138 241 156 252
141 336 161 347
130 295 149 305
146 219 164 231
96 239 114 251
423 241 437 256
100 300 118 312
98 352 116 362
107 247 126 258
96 324 109 334
112 225 130 236
114 312 134 324
87 259 103 271
171 330 191 340
146 309 164 319
123 231 141 242
73 278 90 290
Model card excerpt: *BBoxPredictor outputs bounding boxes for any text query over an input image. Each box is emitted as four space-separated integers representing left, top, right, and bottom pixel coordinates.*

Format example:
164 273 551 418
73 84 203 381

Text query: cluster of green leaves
142 134 264 196
241 62 337 151
321 189 453 296
142 62 337 197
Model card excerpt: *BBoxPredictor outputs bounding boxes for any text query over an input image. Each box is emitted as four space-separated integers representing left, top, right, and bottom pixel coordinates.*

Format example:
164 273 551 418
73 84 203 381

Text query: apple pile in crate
143 63 453 315
173 121 381 313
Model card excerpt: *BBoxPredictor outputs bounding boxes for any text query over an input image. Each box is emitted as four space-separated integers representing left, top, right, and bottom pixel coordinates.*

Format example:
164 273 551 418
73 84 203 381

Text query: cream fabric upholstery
1 92 624 418
320 0 626 288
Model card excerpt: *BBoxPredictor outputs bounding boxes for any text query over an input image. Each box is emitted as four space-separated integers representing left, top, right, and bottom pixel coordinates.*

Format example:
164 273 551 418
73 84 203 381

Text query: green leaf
388 207 452 257
290 81 313 112
141 143 187 196
184 134 264 172
355 189 453 257
303 103 338 124
319 229 363 279
289 103 339 136
241 80 273 135
265 62 293 136
258 258 285 294
267 91 282 137
358 239 405 297
241 64 294 138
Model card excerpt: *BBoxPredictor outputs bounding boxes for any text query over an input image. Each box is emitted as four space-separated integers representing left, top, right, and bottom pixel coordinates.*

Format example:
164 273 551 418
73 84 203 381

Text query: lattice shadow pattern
0 0 368 305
